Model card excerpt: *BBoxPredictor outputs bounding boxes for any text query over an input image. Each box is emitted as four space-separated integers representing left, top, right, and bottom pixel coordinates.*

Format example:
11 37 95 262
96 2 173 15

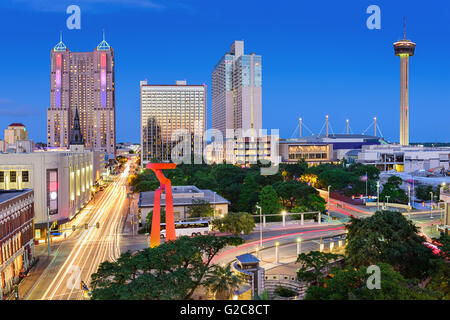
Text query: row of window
0 171 29 183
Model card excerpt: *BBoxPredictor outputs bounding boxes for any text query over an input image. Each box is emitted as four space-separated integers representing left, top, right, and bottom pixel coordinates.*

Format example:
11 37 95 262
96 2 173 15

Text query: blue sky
0 0 449 143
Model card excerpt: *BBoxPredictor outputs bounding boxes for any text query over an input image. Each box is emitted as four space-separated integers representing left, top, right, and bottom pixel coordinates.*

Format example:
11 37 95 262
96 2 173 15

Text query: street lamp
256 204 263 249
407 185 411 219
440 182 446 225
385 195 390 209
296 237 302 255
327 185 331 222
275 241 280 264
281 210 287 227
430 191 434 219
376 181 380 211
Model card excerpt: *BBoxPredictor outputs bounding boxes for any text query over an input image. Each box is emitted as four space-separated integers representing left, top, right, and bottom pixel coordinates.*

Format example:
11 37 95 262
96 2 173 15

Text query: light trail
211 226 346 264
39 164 129 300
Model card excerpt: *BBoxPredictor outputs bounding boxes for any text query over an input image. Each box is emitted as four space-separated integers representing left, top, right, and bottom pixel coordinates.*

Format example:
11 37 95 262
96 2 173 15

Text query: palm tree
205 263 243 300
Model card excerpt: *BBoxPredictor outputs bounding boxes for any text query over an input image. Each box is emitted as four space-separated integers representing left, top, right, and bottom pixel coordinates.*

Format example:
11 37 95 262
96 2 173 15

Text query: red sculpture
145 163 177 247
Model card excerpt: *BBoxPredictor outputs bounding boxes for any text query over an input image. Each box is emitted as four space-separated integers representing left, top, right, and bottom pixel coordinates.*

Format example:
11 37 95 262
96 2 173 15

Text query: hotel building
140 80 206 165
47 35 116 159
212 40 262 136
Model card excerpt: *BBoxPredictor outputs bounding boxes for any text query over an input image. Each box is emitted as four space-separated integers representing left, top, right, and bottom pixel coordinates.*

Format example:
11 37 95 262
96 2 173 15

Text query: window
10 171 17 183
22 171 29 182
0 171 4 183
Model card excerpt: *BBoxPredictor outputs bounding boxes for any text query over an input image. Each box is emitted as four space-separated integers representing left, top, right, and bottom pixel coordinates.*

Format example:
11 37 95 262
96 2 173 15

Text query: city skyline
0 1 449 145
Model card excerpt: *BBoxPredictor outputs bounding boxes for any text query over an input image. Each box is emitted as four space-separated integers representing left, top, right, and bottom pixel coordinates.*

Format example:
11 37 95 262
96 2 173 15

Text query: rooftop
8 123 25 127
139 185 229 208
0 189 32 205
235 253 260 265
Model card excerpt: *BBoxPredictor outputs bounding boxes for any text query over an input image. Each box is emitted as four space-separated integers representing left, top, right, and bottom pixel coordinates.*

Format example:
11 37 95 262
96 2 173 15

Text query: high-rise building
393 23 415 146
140 80 207 165
47 34 116 158
212 40 262 137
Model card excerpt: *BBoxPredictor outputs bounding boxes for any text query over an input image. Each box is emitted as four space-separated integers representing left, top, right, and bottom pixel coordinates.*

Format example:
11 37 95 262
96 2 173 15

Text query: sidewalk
5 246 54 300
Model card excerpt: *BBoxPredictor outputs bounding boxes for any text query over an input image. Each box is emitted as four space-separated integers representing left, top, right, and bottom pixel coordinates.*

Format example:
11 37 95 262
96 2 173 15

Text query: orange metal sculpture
146 163 177 247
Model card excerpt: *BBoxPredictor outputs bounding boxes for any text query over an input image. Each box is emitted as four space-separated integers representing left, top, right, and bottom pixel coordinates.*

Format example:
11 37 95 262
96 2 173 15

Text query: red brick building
0 189 34 298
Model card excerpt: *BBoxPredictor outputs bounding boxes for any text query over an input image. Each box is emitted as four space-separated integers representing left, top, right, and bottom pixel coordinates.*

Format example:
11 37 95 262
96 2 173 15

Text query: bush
274 286 297 298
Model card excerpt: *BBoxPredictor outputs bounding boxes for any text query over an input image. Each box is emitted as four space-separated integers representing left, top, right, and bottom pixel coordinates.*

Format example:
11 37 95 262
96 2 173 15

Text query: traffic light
96 222 100 229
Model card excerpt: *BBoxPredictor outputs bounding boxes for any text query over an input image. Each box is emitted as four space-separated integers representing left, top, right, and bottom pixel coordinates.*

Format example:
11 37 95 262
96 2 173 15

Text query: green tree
258 185 282 220
212 212 255 236
305 263 432 300
188 199 214 218
345 211 439 279
296 251 341 286
380 175 408 204
415 185 440 202
237 175 259 213
204 263 243 300
90 235 244 300
145 208 166 232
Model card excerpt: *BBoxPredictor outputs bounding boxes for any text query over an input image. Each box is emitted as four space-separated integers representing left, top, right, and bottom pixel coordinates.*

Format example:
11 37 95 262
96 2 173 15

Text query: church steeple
70 107 84 146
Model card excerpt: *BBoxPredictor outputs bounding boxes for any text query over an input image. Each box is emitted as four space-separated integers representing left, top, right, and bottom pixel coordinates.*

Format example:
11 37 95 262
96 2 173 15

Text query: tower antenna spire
102 28 105 41
60 30 62 42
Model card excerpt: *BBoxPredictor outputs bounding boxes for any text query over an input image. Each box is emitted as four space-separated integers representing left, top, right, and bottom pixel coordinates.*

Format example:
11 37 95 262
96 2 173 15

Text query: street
25 164 130 300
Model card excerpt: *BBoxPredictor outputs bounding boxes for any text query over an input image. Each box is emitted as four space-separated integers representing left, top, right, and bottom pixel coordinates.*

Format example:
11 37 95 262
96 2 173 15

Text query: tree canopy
90 235 243 300
212 212 255 236
345 210 439 279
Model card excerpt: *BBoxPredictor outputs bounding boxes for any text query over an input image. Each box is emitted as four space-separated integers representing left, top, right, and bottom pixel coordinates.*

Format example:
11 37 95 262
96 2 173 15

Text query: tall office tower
212 40 262 137
393 24 415 146
140 80 207 165
47 34 116 158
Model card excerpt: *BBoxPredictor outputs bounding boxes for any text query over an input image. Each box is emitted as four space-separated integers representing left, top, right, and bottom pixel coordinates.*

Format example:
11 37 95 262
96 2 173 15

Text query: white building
138 185 229 223
140 80 206 165
357 144 450 173
212 41 262 137
0 149 105 239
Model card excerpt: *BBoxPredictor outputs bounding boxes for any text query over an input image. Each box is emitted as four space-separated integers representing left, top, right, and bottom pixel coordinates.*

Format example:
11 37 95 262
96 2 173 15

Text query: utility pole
346 119 349 134
365 172 368 204
327 185 331 222
430 192 434 219
47 207 51 257
376 181 380 211
326 115 329 137
299 118 302 138
256 204 263 249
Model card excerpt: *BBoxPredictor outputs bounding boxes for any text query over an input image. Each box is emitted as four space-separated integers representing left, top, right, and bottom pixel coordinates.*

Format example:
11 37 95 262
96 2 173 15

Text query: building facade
47 36 116 159
212 41 262 137
0 150 104 239
0 189 34 298
139 185 229 223
140 80 206 165
4 123 28 145
357 145 450 173
279 141 334 166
